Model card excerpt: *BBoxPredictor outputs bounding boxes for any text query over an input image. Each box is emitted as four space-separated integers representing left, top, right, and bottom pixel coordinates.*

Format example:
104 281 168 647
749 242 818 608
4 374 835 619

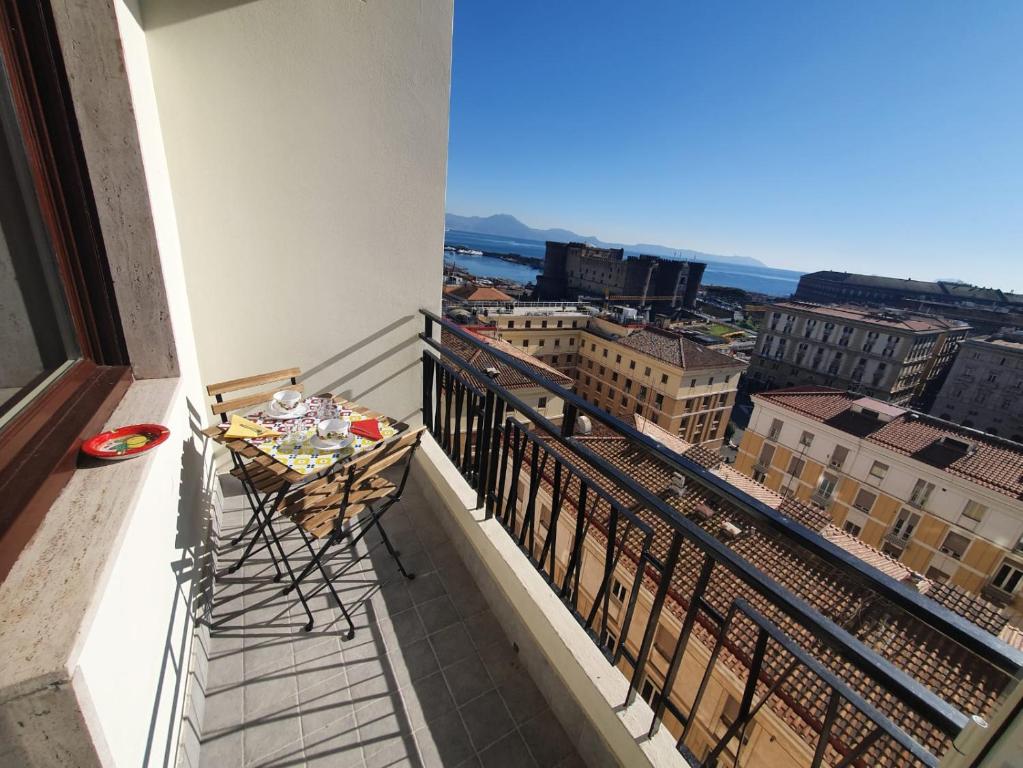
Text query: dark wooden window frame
0 0 131 578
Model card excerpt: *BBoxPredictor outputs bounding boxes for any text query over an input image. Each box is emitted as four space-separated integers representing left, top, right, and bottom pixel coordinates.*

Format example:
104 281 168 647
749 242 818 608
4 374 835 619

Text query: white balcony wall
141 0 453 422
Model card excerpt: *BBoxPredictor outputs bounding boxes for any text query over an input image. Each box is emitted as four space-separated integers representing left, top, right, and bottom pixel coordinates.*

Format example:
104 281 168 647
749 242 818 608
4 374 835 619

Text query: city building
746 301 970 406
736 386 1023 617
796 270 1023 309
533 241 706 310
931 330 1023 441
3 3 1022 767
479 309 746 447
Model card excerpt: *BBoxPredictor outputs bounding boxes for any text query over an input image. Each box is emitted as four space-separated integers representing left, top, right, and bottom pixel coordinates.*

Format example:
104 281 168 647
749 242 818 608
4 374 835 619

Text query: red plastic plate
81 423 170 460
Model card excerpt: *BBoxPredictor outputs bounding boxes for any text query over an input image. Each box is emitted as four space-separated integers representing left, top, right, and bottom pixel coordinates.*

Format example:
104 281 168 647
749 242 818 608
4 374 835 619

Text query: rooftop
616 326 745 371
443 284 516 303
800 271 1023 306
755 387 1023 500
770 301 969 332
441 329 573 390
536 414 1016 761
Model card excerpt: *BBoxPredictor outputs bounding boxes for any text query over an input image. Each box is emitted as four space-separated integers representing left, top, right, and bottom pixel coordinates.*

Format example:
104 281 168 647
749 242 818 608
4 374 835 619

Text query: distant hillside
445 212 765 268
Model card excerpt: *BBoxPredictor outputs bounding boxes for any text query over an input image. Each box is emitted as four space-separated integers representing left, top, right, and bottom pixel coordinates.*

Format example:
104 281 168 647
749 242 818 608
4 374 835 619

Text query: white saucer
309 434 354 451
266 401 308 420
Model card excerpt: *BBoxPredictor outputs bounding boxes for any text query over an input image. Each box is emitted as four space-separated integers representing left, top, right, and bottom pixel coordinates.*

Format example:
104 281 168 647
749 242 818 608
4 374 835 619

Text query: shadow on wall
142 397 220 767
300 315 422 425
125 0 263 30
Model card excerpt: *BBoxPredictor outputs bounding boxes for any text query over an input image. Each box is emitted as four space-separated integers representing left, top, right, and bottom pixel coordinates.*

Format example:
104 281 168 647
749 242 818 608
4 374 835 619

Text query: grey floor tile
408 572 447 605
302 713 364 766
399 670 456 731
414 710 476 768
298 672 356 736
463 610 504 651
197 730 243 768
429 624 476 669
417 594 461 635
387 636 441 688
519 709 575 768
458 689 515 753
478 730 538 768
241 708 303 766
363 733 423 768
442 653 494 707
496 673 547 726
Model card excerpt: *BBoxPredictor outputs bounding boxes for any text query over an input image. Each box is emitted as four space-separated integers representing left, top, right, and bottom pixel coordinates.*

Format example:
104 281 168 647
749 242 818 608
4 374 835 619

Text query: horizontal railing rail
418 308 1021 767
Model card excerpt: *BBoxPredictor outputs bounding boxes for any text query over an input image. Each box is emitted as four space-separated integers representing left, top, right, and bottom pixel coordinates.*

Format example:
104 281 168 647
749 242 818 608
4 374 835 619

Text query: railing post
561 403 577 438
475 388 495 511
421 350 434 434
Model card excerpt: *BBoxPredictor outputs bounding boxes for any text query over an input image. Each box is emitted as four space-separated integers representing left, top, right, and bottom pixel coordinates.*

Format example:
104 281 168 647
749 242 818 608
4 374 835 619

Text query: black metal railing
419 309 1022 768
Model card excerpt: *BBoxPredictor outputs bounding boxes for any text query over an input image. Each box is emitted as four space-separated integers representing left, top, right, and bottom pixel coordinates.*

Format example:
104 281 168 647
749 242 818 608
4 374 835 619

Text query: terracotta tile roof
617 326 744 371
441 330 572 391
756 388 1023 501
822 525 916 582
445 284 515 303
527 429 1013 764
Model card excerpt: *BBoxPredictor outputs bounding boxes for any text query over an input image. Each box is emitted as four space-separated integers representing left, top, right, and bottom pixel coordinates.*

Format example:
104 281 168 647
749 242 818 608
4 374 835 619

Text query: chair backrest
206 367 302 423
348 425 426 484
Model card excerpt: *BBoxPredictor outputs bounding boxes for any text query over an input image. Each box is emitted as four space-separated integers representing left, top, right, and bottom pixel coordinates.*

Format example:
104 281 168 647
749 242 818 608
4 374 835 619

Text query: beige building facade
480 310 746 447
736 388 1023 617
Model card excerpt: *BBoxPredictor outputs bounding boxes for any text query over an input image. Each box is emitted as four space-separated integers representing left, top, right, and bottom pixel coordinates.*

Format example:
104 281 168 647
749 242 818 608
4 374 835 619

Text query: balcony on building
1 3 1023 768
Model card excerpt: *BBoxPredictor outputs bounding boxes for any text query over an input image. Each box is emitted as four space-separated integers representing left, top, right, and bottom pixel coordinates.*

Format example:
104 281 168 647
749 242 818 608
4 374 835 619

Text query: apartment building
746 301 969 406
533 240 706 309
481 310 746 447
931 331 1023 441
735 387 1023 617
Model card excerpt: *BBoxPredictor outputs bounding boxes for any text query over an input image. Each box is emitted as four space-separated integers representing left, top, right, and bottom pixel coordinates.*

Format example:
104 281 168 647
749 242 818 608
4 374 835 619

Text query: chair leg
285 531 356 639
356 498 414 580
226 488 284 578
263 515 316 632
310 542 357 640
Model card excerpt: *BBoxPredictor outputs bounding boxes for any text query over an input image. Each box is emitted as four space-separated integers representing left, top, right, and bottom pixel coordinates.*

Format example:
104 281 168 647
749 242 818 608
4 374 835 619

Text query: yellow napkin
224 414 283 439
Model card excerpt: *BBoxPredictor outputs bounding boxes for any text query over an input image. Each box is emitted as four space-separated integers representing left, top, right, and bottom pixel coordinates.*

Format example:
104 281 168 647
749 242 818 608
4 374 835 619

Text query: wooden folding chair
278 426 426 637
204 367 303 554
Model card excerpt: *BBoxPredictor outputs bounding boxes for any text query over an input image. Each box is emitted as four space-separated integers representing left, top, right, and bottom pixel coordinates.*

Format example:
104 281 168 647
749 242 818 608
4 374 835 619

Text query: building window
787 456 805 478
507 320 515 328
525 320 531 329
541 320 547 328
690 378 696 387
992 560 1023 594
596 382 602 393
925 566 950 584
640 679 662 709
554 338 560 347
585 375 591 386
0 10 132 574
522 339 528 347
962 500 987 524
538 339 544 347
853 489 877 513
599 366 605 375
629 360 635 370
661 374 668 384
611 578 628 603
644 367 651 376
621 395 628 406
638 386 648 398
757 443 776 468
556 320 563 328
799 431 815 447
603 349 607 358
654 625 677 658
615 354 622 364
829 445 850 469
650 413 658 424
752 468 767 483
868 461 889 483
891 509 920 541
909 479 935 508
817 472 838 499
537 397 548 409
768 418 783 440
625 379 632 393
654 394 664 409
611 372 618 382
940 531 971 561
843 520 862 536
590 343 596 352
552 355 559 364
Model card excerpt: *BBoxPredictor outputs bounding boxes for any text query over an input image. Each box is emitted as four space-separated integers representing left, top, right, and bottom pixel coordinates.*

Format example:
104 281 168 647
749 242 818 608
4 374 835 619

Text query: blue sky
445 1 1023 291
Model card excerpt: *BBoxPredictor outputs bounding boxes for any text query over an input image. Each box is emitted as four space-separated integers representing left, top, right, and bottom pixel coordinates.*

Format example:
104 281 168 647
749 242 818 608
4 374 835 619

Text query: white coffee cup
273 390 302 411
317 417 350 443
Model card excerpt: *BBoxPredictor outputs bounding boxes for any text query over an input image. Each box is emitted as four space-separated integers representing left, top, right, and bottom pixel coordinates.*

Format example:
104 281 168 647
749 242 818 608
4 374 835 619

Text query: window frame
0 2 131 578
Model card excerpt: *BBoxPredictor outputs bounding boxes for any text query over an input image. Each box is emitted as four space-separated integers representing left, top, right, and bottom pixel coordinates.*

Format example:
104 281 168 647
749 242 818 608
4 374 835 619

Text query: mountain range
444 213 765 267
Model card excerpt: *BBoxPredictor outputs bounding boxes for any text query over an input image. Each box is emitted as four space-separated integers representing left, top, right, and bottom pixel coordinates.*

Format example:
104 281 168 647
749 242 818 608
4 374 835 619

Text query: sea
444 230 803 298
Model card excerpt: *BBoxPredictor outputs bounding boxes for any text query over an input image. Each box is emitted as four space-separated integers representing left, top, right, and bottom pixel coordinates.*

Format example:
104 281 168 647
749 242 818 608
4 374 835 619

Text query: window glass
0 64 81 428
853 488 876 512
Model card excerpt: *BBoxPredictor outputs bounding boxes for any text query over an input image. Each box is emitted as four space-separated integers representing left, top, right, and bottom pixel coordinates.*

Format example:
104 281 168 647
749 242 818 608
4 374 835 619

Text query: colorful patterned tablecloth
230 396 398 476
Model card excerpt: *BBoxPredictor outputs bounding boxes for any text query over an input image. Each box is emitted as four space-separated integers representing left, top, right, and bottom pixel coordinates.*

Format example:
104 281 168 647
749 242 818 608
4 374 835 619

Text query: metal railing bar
423 334 970 734
421 308 1023 676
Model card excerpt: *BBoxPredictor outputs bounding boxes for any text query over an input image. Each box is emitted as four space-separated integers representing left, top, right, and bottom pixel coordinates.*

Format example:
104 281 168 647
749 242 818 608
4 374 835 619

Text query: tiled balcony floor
197 471 582 768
